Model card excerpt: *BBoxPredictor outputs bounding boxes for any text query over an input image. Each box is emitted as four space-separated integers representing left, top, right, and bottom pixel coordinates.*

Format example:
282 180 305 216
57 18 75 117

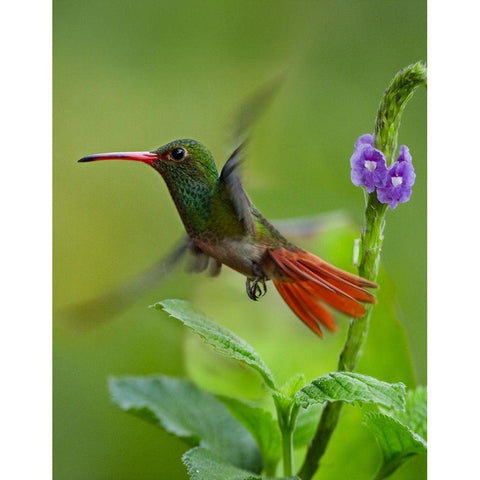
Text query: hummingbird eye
170 147 186 161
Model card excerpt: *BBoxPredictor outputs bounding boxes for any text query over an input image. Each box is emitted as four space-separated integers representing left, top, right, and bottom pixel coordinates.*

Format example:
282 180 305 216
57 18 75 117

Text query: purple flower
376 147 416 209
354 133 375 149
350 142 388 193
396 144 412 164
350 134 416 209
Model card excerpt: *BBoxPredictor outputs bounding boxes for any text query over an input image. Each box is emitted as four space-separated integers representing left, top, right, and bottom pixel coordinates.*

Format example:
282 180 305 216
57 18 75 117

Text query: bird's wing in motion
219 75 283 237
61 214 349 328
219 142 256 235
62 237 219 327
272 210 351 239
230 73 283 145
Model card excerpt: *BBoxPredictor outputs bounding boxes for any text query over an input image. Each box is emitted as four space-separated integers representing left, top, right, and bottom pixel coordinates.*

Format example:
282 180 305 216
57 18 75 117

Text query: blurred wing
61 237 226 328
231 73 283 144
219 142 256 235
62 237 193 327
272 210 351 239
220 76 283 236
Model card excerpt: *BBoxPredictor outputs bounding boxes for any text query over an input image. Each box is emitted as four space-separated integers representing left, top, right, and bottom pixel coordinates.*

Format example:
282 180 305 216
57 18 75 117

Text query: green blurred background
53 0 426 478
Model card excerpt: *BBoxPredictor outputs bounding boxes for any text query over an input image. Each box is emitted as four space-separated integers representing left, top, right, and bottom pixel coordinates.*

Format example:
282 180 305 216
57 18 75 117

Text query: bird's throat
158 167 216 238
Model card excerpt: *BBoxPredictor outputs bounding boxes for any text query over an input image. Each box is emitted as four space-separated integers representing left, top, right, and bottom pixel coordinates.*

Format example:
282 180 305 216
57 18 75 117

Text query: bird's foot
246 276 267 301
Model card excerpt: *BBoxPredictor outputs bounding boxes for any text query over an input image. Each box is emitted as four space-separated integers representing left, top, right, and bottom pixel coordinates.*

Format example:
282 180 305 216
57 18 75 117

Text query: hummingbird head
78 139 220 234
150 139 219 182
78 138 219 183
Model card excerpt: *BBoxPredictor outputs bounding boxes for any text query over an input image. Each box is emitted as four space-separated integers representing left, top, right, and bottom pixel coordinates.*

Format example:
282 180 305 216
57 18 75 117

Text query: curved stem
297 62 426 480
297 196 384 480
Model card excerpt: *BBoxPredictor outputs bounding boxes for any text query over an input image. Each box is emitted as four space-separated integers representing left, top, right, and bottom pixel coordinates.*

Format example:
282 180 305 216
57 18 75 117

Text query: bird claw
246 276 267 301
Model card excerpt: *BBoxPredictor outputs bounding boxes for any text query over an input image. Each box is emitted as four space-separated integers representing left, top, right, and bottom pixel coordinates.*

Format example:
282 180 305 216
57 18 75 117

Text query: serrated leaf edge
295 372 406 410
152 299 278 390
182 447 262 480
364 411 427 450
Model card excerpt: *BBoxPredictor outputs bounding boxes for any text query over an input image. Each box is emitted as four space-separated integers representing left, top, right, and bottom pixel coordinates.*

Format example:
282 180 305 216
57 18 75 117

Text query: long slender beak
78 151 158 165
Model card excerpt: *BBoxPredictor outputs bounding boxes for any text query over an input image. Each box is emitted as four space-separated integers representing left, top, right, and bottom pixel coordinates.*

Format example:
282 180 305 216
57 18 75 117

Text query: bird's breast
193 237 268 278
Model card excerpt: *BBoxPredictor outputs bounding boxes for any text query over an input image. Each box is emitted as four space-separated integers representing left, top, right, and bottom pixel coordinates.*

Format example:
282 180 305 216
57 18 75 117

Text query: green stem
297 62 426 480
373 62 427 164
264 461 278 478
275 398 300 477
281 425 294 476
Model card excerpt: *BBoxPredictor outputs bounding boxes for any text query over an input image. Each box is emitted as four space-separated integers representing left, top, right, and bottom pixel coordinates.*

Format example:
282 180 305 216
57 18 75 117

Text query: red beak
78 151 158 165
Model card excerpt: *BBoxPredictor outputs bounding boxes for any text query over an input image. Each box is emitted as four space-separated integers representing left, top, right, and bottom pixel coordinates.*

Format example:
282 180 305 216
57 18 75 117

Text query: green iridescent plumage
151 139 290 258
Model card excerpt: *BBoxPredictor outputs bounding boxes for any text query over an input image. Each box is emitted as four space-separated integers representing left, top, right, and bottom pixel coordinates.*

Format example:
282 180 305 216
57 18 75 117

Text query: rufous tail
269 248 377 337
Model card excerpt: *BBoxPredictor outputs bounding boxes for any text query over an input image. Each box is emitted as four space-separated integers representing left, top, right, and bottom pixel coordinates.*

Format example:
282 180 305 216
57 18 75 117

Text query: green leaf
273 374 308 435
217 393 323 466
389 386 427 440
280 373 306 399
152 299 277 390
365 412 427 480
109 376 262 473
295 372 406 410
366 386 427 479
217 395 282 475
293 404 322 449
182 447 262 480
182 447 301 480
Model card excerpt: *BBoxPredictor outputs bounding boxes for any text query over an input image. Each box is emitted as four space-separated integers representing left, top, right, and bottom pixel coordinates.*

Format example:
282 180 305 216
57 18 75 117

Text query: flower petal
376 158 416 209
397 145 412 163
354 133 375 149
350 144 388 192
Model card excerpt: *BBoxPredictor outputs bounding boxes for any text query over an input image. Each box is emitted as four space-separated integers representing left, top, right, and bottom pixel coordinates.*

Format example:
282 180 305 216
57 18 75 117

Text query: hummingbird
79 139 376 337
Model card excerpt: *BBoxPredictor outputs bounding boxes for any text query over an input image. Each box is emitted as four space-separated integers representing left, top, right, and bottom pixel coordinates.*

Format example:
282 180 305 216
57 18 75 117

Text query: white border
1 1 52 478
428 1 479 477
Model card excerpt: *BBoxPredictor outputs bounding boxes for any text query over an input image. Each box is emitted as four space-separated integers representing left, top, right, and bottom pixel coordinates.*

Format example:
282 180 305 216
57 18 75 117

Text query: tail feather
297 258 375 303
289 282 338 332
271 252 367 317
299 256 376 288
275 282 323 337
269 248 377 336
274 255 366 317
